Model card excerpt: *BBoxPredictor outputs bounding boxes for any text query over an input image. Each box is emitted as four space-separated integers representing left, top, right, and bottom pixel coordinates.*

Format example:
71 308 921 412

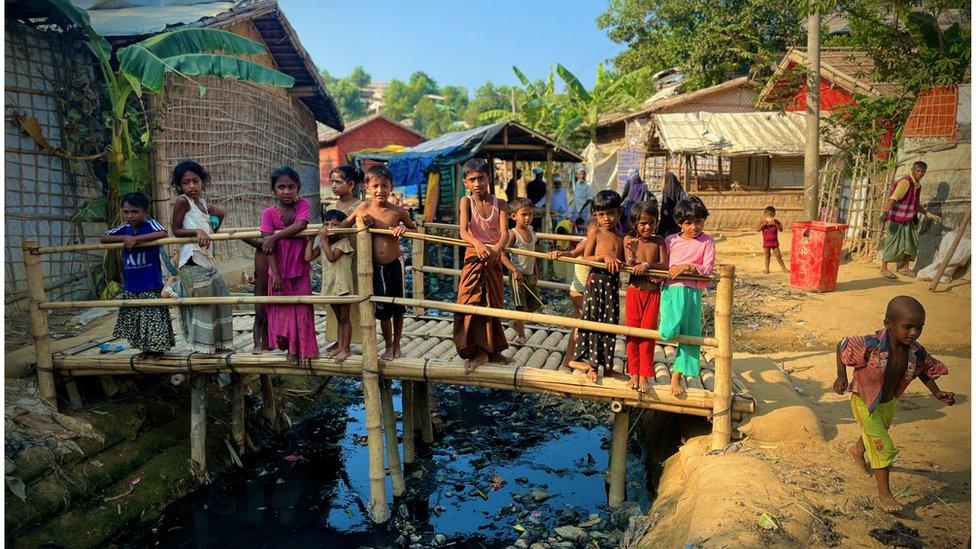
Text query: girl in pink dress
261 167 318 362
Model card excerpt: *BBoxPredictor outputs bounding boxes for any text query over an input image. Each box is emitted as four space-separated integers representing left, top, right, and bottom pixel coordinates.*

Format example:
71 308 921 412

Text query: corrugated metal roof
317 114 426 144
599 77 755 126
70 0 237 36
651 111 838 156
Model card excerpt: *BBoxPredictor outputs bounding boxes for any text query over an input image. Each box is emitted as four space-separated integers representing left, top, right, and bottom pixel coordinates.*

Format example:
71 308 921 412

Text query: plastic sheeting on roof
387 123 509 190
70 0 236 36
651 111 838 156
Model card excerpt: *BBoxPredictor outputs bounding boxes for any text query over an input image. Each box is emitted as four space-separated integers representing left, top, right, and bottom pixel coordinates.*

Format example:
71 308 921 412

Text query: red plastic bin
789 221 849 292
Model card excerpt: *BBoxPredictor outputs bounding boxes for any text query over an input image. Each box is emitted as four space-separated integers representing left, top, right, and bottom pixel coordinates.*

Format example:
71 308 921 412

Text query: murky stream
121 378 651 548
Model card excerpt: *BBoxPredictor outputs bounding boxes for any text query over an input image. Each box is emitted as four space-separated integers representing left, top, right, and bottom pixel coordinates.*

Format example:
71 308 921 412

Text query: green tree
597 0 805 91
320 66 370 122
383 71 439 121
478 66 562 137
463 82 520 125
555 63 652 147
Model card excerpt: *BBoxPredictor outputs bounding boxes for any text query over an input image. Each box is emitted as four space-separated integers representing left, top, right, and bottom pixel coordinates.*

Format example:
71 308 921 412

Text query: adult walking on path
570 167 593 223
880 161 940 279
658 171 684 237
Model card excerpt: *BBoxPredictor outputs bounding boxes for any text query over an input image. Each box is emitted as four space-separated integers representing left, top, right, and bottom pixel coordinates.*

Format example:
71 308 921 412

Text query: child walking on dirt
339 165 415 360
454 158 511 372
659 196 715 396
623 201 667 392
261 167 318 363
506 197 542 344
757 205 788 274
568 190 625 383
306 210 355 362
101 192 175 361
833 295 953 513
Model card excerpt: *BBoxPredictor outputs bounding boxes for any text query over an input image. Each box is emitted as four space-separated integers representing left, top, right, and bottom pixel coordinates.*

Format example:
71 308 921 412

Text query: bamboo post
260 375 283 433
412 221 426 316
419 382 433 444
711 265 735 451
402 380 416 464
608 407 629 509
379 378 406 497
23 242 57 408
231 374 245 455
190 374 207 478
929 206 970 292
356 216 390 523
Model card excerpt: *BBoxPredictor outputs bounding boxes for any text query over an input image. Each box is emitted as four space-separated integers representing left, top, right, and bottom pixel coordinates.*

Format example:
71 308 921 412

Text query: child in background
261 166 317 363
833 296 953 513
505 197 542 344
659 196 715 396
330 164 362 217
101 192 175 360
568 190 625 383
339 165 415 360
623 201 667 392
305 210 355 362
758 205 788 274
170 159 234 354
548 229 590 370
454 158 511 372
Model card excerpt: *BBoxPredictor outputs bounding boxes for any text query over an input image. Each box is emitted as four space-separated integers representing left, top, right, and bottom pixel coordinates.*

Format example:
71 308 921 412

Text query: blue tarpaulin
387 122 508 190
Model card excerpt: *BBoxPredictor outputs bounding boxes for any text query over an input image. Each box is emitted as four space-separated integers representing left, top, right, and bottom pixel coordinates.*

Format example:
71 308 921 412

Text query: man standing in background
571 167 593 222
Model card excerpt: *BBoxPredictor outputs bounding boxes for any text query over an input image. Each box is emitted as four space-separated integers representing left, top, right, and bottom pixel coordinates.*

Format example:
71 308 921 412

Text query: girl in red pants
624 202 668 392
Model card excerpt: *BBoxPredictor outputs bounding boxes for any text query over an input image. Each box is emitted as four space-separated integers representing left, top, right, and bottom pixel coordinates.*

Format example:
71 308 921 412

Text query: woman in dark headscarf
657 171 684 237
622 168 649 225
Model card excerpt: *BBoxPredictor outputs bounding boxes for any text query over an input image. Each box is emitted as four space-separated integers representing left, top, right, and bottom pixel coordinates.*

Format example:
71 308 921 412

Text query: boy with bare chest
568 190 625 382
340 165 416 359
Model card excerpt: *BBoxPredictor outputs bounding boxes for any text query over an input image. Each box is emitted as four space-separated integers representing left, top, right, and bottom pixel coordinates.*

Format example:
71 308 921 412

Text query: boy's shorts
510 271 542 310
373 258 406 321
570 264 590 294
851 393 899 469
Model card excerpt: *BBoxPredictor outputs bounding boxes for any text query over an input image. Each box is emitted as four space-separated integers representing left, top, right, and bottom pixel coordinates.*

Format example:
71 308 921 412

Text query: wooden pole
804 10 822 220
711 265 735 451
260 374 284 433
22 242 57 407
402 380 416 464
231 374 245 455
190 374 207 478
356 216 390 523
419 382 433 444
608 407 629 509
929 206 970 292
412 221 426 316
379 378 406 497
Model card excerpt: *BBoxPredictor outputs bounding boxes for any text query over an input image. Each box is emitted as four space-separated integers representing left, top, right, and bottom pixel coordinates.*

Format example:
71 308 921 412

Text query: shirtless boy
340 165 416 360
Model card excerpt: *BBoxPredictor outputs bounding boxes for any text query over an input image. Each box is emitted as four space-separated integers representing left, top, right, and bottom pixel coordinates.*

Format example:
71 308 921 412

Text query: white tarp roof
651 111 838 156
70 0 237 37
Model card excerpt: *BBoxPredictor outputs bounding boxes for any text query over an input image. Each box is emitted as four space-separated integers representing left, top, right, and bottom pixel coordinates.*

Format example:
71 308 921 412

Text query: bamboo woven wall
149 20 320 263
4 24 104 309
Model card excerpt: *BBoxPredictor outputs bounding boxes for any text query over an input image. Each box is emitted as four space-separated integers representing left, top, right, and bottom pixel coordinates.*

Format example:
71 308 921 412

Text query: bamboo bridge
21 218 751 523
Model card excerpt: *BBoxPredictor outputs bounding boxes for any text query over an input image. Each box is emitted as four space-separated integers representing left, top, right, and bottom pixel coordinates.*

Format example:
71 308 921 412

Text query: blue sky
279 0 625 93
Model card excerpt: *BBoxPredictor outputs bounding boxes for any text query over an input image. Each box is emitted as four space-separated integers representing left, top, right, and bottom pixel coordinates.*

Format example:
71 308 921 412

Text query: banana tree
554 63 652 144
477 65 562 136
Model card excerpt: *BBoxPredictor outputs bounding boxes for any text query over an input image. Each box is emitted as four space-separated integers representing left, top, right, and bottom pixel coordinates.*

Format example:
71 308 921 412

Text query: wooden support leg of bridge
190 374 207 480
380 377 406 497
608 406 630 509
65 379 84 411
402 380 416 465
419 382 434 444
711 265 735 451
231 374 246 455
357 217 390 523
23 242 58 409
259 375 283 433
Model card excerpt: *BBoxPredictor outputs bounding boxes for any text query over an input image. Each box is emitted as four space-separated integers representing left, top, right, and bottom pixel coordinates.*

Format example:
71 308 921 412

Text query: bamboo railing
19 217 739 521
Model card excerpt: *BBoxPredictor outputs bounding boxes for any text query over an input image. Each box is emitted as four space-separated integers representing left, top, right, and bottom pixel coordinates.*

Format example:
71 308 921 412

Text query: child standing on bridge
659 196 715 396
623 201 667 393
454 158 511 372
568 190 624 383
505 197 542 344
833 296 953 514
306 210 355 362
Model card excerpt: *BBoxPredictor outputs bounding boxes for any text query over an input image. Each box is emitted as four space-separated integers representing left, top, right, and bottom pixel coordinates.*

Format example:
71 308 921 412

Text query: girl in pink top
261 167 318 362
659 196 716 395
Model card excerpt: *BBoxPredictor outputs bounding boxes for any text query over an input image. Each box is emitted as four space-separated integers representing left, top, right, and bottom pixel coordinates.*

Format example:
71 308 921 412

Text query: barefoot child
339 165 415 360
548 229 590 369
757 205 788 274
101 192 175 360
261 167 318 363
239 235 272 354
623 201 667 392
505 197 542 344
659 196 715 396
305 210 354 361
170 160 234 354
454 158 511 372
568 190 625 383
834 296 953 513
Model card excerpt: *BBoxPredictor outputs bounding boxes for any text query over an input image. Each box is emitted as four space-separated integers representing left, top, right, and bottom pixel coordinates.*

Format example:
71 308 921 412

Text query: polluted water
122 377 652 548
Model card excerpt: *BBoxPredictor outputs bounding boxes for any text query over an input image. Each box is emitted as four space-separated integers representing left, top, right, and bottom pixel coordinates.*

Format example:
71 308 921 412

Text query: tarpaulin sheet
70 0 236 37
388 122 507 189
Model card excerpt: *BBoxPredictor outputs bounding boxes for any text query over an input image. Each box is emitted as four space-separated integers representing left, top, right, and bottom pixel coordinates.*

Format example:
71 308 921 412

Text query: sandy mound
733 356 825 444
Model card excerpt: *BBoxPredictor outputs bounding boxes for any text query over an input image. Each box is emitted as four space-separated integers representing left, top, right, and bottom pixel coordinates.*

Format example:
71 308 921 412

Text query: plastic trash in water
99 343 125 354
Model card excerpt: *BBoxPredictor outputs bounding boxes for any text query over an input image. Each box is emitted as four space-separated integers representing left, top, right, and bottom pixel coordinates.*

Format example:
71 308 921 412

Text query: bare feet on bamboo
628 374 639 390
488 352 511 365
134 352 163 362
638 376 649 393
380 348 395 361
333 348 351 363
465 352 488 373
514 334 527 345
670 372 684 396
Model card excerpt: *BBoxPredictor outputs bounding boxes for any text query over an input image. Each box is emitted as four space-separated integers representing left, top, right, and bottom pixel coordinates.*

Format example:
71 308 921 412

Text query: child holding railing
659 196 715 396
261 167 318 363
101 192 175 361
623 201 667 393
505 197 542 344
305 210 355 362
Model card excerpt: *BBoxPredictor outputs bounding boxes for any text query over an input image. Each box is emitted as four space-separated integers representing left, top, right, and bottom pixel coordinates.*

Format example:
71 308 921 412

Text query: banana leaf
136 27 267 58
556 64 591 103
118 49 294 93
